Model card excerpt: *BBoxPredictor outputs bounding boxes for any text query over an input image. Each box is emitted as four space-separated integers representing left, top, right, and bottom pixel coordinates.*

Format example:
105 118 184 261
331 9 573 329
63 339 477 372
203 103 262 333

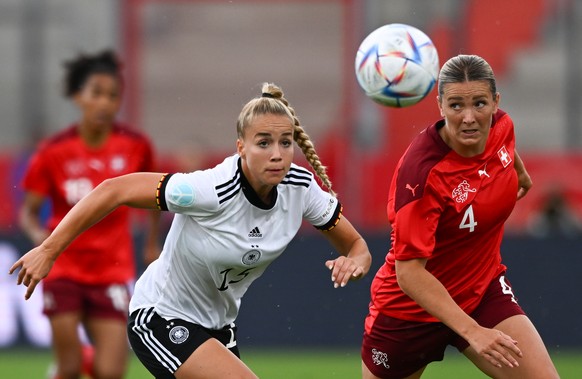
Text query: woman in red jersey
361 55 559 379
18 50 160 379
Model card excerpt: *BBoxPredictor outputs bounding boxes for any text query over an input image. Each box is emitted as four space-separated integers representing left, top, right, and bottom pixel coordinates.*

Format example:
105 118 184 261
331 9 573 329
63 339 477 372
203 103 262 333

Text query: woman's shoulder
279 163 314 191
35 125 79 152
400 123 450 174
287 162 313 179
178 154 240 190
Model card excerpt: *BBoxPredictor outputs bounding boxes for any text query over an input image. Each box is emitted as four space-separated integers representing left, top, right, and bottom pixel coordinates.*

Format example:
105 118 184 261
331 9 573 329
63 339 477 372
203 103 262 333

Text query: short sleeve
393 184 442 260
302 179 342 231
22 150 51 196
158 171 219 214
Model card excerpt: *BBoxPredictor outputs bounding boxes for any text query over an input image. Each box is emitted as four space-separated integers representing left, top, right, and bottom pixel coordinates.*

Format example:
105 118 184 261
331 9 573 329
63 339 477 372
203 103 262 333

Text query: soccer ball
355 23 439 107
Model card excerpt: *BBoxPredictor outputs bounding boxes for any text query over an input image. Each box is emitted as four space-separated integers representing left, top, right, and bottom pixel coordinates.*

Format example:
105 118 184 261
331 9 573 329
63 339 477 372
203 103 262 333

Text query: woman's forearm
396 259 480 339
41 172 162 258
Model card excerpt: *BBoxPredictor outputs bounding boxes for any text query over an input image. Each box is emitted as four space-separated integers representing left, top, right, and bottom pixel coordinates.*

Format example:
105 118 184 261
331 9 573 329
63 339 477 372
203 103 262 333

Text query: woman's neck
77 122 112 148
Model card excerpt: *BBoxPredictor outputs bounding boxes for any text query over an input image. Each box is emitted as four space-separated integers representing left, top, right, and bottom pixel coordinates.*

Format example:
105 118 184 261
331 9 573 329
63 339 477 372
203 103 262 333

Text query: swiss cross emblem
497 146 512 168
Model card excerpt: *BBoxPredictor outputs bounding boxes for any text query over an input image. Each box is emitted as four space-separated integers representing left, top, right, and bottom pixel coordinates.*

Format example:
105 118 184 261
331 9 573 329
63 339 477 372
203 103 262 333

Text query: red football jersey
22 123 155 285
367 110 517 327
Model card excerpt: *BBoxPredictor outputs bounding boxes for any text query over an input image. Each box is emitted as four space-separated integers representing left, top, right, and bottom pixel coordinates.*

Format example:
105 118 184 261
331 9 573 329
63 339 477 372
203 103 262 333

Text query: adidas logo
248 226 263 238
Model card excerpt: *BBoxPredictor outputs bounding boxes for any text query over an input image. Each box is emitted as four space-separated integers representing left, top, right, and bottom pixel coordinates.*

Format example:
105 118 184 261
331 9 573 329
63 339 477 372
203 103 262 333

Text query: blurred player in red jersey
18 49 160 379
361 55 559 379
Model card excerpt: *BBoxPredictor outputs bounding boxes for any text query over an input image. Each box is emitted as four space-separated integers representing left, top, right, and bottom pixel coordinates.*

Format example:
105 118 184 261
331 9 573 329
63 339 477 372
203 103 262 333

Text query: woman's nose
462 109 476 124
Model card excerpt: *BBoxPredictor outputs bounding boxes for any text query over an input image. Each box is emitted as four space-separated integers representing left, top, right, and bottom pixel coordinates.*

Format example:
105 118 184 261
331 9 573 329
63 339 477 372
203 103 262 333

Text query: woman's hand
325 255 367 288
514 150 532 200
516 170 532 200
466 324 523 369
9 246 56 300
320 215 372 288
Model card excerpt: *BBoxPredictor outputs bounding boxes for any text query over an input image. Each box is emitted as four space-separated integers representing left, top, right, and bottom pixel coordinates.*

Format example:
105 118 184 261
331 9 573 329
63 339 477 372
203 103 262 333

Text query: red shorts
42 278 130 321
361 273 525 378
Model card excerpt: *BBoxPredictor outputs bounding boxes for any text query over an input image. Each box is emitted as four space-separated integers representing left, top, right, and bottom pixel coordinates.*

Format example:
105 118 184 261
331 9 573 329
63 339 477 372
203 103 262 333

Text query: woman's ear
436 96 445 118
72 92 82 108
493 92 501 113
236 139 245 159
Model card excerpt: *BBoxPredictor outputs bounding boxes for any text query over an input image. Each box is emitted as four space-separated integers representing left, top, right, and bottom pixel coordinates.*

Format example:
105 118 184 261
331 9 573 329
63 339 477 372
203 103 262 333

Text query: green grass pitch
0 348 580 378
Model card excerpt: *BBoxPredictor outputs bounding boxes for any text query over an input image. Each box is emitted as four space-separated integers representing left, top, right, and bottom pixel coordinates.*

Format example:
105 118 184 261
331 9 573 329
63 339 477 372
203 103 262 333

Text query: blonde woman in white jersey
11 82 372 379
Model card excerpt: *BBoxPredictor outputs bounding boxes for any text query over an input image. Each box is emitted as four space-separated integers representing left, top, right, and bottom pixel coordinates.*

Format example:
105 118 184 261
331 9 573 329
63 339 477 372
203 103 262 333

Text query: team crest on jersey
451 180 477 204
242 249 261 265
169 325 189 344
110 155 127 172
371 348 390 368
64 160 85 176
498 145 512 168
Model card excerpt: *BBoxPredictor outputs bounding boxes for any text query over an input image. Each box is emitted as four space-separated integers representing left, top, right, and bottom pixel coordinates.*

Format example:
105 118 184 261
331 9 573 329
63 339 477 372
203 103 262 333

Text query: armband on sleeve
155 173 173 211
314 203 343 232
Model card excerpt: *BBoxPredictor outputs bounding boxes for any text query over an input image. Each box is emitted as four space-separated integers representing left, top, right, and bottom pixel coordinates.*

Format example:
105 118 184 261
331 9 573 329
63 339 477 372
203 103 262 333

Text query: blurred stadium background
0 0 581 374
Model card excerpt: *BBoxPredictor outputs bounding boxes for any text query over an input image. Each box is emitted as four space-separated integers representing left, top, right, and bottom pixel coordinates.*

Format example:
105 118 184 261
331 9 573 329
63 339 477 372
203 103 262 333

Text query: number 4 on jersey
459 204 478 232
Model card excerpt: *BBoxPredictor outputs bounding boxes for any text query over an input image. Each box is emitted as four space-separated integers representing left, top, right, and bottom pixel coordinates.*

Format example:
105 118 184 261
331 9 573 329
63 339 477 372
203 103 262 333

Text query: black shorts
361 273 526 378
127 308 240 379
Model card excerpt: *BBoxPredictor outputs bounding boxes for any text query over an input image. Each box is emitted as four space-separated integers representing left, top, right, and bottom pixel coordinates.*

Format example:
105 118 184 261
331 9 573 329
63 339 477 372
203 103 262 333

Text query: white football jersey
129 154 341 329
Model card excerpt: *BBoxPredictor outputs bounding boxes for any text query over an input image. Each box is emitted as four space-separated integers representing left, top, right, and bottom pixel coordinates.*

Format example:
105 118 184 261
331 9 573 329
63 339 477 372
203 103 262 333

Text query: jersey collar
238 157 278 210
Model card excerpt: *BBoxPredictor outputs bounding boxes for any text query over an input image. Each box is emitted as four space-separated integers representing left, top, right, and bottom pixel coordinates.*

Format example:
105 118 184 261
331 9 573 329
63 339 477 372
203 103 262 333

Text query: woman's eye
281 140 292 147
88 89 100 99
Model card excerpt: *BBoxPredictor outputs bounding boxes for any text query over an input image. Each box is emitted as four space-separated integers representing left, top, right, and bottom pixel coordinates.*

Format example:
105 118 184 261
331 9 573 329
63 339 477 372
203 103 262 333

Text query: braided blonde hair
236 82 335 196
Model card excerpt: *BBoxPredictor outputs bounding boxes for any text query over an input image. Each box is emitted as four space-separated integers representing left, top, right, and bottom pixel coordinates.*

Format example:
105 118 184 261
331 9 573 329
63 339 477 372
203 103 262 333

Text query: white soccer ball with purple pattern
355 23 439 107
